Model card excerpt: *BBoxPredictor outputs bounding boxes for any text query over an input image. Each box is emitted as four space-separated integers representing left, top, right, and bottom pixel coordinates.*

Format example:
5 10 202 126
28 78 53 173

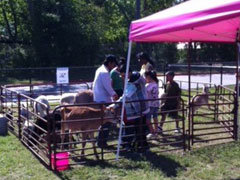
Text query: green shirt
110 68 123 91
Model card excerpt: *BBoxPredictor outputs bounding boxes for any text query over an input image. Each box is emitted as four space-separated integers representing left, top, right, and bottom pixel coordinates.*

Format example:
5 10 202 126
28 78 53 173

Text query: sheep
74 90 96 107
190 85 210 114
59 93 76 105
60 90 94 106
20 104 32 121
33 95 50 118
60 106 116 159
74 90 93 103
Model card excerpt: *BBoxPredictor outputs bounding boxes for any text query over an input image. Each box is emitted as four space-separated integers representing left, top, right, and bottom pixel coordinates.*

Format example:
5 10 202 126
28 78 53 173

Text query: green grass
0 134 59 180
1 133 240 180
1 85 239 179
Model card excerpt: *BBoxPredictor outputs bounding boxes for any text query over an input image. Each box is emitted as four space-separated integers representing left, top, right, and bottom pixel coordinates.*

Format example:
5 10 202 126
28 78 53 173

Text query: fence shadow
120 151 184 177
53 150 184 179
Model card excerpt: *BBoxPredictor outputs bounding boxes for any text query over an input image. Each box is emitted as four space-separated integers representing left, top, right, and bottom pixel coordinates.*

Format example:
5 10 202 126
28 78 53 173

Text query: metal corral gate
0 85 186 170
49 97 186 169
189 85 237 149
0 86 53 166
0 82 238 170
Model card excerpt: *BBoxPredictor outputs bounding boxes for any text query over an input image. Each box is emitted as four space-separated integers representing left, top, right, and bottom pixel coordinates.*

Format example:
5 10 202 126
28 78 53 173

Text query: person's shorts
146 107 159 119
161 104 178 119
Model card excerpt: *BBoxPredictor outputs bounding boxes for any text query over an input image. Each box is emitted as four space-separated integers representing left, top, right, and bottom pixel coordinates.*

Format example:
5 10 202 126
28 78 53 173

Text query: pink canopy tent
130 0 240 43
117 0 240 159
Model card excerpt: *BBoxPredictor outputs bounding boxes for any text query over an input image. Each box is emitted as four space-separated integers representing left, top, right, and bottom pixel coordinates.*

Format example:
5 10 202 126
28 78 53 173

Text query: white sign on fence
56 67 69 84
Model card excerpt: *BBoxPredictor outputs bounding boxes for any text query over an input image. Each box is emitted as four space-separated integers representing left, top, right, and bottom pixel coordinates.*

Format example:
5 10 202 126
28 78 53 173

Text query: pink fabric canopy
129 0 240 43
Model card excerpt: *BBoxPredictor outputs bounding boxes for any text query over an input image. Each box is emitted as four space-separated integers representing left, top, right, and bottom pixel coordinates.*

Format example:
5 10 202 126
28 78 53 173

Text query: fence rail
0 81 237 171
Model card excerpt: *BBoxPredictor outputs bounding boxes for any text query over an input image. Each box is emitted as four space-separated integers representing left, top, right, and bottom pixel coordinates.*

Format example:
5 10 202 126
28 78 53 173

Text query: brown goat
61 106 115 159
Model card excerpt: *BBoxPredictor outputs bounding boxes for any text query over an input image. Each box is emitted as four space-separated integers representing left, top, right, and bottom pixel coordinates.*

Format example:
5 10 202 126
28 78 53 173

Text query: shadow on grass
62 150 184 178
158 133 207 147
121 151 184 177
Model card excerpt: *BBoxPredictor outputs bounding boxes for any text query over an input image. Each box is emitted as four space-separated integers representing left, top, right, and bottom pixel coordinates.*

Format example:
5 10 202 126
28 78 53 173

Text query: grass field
1 133 240 180
0 85 238 179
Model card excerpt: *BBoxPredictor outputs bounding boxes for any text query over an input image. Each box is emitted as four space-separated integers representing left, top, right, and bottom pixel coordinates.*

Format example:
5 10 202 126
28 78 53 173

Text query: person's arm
108 83 136 109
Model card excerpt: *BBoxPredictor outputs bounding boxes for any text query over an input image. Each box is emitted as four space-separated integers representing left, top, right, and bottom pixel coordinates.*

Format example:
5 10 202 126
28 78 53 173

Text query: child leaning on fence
144 70 160 139
108 71 150 152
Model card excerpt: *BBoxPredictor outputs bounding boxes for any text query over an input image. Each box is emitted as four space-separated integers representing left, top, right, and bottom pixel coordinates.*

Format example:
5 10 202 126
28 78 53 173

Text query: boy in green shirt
110 58 125 96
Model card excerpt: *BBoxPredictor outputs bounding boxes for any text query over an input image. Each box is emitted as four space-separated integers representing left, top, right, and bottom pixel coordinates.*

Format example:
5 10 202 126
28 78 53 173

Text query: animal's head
103 106 119 124
41 109 62 131
202 85 209 94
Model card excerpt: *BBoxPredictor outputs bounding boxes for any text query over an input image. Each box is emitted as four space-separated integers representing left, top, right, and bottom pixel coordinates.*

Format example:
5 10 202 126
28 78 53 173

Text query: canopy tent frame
116 0 240 159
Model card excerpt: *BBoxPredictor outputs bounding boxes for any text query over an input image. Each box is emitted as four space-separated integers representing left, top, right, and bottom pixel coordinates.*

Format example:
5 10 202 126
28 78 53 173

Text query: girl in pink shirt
145 71 160 138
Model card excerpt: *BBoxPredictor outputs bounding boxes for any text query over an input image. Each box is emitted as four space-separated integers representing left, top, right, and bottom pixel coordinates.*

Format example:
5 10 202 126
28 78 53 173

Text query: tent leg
187 42 192 150
235 43 240 140
116 41 132 160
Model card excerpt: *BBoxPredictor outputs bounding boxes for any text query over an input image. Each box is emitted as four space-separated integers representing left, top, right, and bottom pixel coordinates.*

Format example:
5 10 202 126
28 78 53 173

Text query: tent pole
116 41 132 160
236 42 240 140
187 42 192 150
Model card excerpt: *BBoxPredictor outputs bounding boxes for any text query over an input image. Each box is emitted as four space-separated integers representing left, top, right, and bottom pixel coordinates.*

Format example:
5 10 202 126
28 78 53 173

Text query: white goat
33 95 50 118
190 85 210 114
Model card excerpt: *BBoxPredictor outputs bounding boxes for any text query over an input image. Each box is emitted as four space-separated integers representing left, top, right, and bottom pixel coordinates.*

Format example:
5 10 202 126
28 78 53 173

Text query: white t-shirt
93 65 116 102
146 82 159 107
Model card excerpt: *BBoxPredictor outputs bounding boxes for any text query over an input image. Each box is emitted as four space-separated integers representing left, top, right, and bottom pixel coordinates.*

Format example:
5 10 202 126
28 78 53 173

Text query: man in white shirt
93 55 118 148
93 55 118 102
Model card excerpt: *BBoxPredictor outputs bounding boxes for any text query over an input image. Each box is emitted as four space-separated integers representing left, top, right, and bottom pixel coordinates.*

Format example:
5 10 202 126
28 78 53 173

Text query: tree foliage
0 0 237 69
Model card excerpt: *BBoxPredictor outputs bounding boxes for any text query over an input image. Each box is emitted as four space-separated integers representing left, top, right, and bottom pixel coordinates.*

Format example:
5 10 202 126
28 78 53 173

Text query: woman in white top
137 52 154 76
145 70 160 138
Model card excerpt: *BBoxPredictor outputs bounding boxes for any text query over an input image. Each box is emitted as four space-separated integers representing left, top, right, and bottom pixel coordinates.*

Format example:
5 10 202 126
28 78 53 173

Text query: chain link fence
0 63 166 85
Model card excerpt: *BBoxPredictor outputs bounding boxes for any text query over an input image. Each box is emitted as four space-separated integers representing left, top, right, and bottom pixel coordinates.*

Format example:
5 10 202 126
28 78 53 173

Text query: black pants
115 89 123 97
97 122 112 145
122 116 149 150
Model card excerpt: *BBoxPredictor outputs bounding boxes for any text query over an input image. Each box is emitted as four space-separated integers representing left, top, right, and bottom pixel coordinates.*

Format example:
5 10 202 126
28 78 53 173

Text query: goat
60 106 116 159
190 85 210 114
33 95 50 118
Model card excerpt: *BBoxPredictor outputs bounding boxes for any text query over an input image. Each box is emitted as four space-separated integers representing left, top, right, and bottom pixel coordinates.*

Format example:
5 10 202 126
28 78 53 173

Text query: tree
0 0 33 68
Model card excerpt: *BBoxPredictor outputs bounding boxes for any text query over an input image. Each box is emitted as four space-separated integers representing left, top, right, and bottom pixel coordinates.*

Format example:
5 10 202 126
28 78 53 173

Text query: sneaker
174 128 181 134
146 133 156 140
157 126 163 134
